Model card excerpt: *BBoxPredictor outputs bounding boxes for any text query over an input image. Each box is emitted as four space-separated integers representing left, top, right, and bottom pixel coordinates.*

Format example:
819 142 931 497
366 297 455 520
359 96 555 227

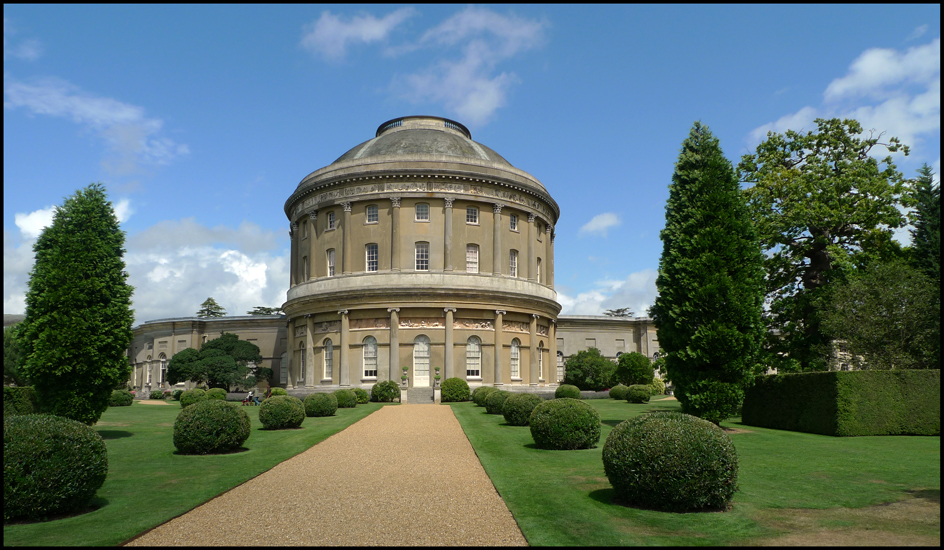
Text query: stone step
406 387 435 404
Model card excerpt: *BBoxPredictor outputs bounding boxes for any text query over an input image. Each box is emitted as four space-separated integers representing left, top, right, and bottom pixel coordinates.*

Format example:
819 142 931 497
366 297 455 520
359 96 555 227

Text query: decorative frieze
537 324 549 336
350 318 391 330
314 320 341 334
294 325 307 338
399 317 445 329
454 318 493 330
502 321 530 334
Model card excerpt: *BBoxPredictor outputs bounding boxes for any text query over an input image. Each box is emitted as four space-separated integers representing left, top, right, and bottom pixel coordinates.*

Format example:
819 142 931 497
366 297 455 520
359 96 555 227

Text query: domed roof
332 116 513 168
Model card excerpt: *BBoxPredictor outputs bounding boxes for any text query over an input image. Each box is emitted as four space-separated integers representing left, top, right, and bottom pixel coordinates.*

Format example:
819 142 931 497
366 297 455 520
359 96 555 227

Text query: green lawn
3 400 389 547
449 397 941 546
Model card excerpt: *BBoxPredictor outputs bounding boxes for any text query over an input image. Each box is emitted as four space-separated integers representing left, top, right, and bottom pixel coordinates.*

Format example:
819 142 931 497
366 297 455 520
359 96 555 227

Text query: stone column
339 309 350 386
443 198 454 272
528 214 537 281
305 315 315 388
547 225 555 289
494 310 505 386
286 319 295 389
492 204 503 275
549 319 558 385
529 314 539 386
308 211 318 277
289 223 297 286
341 202 352 275
388 308 400 382
444 307 456 379
390 197 401 271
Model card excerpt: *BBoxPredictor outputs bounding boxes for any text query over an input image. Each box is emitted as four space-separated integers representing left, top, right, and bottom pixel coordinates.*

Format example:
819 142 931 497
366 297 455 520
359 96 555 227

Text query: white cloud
747 106 819 145
824 38 939 101
4 76 189 176
578 212 621 237
3 17 42 61
300 8 417 61
907 25 929 42
557 269 659 317
14 205 56 239
113 198 133 223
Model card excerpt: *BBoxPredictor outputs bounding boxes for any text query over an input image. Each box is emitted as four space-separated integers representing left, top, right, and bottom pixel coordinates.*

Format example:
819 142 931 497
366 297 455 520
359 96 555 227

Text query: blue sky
4 5 940 325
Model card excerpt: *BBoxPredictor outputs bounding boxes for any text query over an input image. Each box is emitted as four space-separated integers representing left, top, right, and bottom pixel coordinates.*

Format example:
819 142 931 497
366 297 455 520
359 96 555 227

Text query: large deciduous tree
650 122 765 425
166 332 268 390
561 348 615 392
737 118 909 371
18 183 134 425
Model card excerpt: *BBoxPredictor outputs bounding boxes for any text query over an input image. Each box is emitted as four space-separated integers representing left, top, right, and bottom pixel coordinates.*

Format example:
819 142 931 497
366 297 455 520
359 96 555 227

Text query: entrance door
413 335 430 387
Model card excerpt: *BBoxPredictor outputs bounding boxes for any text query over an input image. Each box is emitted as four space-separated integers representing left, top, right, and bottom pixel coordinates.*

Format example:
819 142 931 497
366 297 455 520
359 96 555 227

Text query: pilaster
341 202 352 275
529 314 539 385
443 198 454 272
390 197 401 271
339 309 350 386
444 307 456 379
388 308 400 382
494 309 505 385
492 204 503 276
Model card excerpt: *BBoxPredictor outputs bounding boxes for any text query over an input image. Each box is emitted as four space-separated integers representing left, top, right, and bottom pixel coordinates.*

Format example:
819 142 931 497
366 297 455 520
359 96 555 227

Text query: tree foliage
737 118 909 371
651 122 765 425
196 297 226 318
4 325 29 386
603 307 633 317
613 351 653 386
166 333 268 390
17 183 134 425
247 306 282 315
909 164 940 285
821 258 939 370
561 348 615 391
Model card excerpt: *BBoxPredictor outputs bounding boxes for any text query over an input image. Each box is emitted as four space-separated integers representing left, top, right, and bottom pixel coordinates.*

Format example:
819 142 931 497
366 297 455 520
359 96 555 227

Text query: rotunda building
282 116 561 390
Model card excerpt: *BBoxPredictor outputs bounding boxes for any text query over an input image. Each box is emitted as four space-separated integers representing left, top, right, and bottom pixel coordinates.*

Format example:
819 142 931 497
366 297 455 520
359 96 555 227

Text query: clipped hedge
608 384 629 400
370 381 400 403
502 393 544 426
269 387 288 396
351 387 370 404
333 389 357 408
109 390 134 407
174 400 251 453
441 377 471 402
4 386 39 417
304 393 338 417
555 384 581 399
172 389 184 401
742 370 941 436
627 385 651 404
4 414 109 521
205 388 228 401
529 398 601 450
603 411 738 512
258 395 305 430
149 390 164 400
472 386 499 407
179 388 207 408
485 390 511 415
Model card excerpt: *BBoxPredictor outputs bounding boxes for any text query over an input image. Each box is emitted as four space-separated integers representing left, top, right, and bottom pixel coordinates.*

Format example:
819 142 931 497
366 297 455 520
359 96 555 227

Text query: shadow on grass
904 488 940 503
5 496 110 525
171 446 250 456
97 430 134 440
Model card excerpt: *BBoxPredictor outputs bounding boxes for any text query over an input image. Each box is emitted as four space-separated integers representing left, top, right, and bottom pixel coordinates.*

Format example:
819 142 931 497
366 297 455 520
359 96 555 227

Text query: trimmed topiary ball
441 377 471 402
4 414 108 521
650 378 666 395
472 386 499 407
627 385 651 403
370 380 400 402
109 390 134 407
258 395 305 430
174 400 251 453
179 388 207 408
172 389 184 401
351 387 370 404
602 411 738 512
304 392 338 417
485 390 511 415
205 388 227 401
333 389 357 408
529 398 601 450
555 384 581 399
502 393 544 426
608 384 629 400
269 387 288 396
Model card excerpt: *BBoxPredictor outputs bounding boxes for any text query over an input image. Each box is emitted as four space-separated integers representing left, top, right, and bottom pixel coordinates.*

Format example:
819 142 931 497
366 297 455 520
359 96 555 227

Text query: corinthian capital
340 202 352 212
493 203 503 214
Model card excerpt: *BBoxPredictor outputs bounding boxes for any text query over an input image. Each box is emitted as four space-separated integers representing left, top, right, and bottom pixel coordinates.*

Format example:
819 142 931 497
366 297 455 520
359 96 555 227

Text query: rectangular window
279 358 287 384
303 256 309 280
366 205 378 223
537 258 542 283
466 207 478 224
466 244 479 273
509 214 518 231
557 352 564 382
416 203 429 221
509 250 518 278
327 249 335 276
327 211 336 230
366 243 378 272
415 242 429 271
324 340 333 379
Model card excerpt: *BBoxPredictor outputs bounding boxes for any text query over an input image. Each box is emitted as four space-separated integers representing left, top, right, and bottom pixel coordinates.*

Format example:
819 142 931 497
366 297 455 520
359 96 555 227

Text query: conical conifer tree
650 122 765 424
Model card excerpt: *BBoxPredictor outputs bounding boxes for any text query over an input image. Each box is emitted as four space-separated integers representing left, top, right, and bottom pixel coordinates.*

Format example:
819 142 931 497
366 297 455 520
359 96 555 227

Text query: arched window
510 339 520 378
466 336 481 378
538 342 544 380
159 353 167 385
557 351 564 382
146 355 152 385
323 339 333 379
298 341 306 385
413 335 430 386
363 336 378 378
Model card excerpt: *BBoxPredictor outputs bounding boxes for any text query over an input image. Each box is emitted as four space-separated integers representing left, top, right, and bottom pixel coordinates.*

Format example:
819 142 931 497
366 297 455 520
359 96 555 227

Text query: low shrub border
485 390 511 415
472 386 499 407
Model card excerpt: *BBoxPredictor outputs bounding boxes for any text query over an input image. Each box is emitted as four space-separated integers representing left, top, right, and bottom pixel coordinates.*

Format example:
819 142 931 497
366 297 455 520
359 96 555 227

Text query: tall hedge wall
4 386 39 417
742 370 940 436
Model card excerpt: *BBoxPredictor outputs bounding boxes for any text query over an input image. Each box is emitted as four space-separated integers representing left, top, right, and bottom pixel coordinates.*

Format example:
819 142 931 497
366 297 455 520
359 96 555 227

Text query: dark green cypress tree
18 183 135 425
650 122 765 425
910 164 940 285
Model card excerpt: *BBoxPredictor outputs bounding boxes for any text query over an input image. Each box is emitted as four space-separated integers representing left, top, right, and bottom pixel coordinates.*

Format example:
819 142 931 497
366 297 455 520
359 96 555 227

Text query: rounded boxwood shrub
109 389 134 407
269 387 288 396
174 400 251 453
172 389 184 401
333 389 357 408
650 378 666 395
485 390 511 415
4 414 109 521
502 393 544 426
555 384 581 400
304 392 338 417
149 389 165 400
351 387 370 404
441 377 471 402
179 388 207 408
472 386 499 407
529 398 601 450
205 388 227 401
602 411 738 512
627 385 651 403
370 380 400 403
258 395 305 430
608 384 629 400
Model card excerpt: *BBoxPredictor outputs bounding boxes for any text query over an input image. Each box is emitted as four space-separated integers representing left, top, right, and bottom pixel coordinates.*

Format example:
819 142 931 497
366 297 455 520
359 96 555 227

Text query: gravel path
125 404 527 546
